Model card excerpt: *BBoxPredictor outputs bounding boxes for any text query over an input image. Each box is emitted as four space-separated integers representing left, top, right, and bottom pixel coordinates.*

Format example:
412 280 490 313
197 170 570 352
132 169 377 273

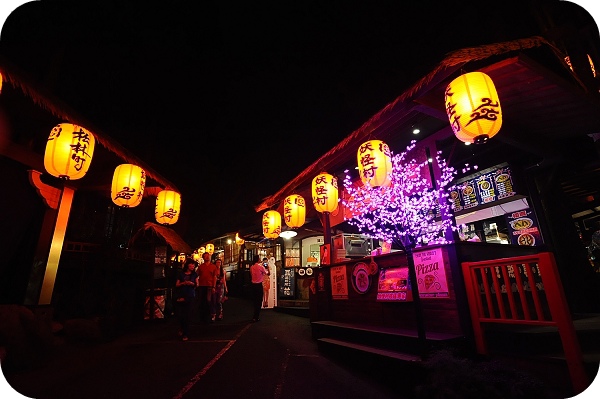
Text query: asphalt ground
1 297 402 399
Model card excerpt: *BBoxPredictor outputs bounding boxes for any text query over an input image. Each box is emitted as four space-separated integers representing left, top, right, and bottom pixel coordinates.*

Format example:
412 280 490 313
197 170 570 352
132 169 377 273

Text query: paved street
2 297 401 399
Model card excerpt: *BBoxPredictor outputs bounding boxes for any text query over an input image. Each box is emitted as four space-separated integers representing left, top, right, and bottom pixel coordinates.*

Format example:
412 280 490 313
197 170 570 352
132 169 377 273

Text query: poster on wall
330 265 348 300
320 244 330 265
278 268 295 298
505 208 543 246
376 266 413 301
412 247 449 298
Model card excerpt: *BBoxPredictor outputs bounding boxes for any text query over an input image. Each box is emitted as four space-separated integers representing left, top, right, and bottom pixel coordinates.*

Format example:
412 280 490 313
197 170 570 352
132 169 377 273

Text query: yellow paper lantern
44 123 95 180
283 194 306 228
198 246 206 254
312 172 338 213
357 140 392 188
206 243 215 254
262 210 281 239
155 189 181 225
111 164 146 207
235 233 245 245
445 71 502 144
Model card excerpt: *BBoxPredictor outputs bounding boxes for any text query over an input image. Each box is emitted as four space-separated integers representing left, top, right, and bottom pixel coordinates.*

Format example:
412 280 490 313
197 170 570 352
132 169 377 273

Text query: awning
128 222 192 254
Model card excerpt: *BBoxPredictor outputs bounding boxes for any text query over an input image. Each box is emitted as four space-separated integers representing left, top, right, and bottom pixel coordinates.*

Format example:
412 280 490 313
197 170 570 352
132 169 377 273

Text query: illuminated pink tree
342 140 457 251
342 140 458 355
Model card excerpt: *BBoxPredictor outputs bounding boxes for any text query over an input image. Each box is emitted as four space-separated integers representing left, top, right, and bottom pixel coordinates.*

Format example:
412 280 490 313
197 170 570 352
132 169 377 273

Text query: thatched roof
255 36 573 212
0 57 178 191
128 222 192 254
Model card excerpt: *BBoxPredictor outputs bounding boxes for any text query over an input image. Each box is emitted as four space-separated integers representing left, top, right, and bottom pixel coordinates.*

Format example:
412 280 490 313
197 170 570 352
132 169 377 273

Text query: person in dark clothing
175 258 198 341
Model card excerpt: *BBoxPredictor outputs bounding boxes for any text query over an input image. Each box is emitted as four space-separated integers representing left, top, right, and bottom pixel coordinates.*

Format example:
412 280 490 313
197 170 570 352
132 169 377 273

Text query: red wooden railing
462 252 589 394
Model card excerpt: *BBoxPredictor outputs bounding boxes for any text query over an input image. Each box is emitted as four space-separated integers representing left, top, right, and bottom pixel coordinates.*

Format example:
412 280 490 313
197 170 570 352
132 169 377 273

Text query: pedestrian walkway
2 296 599 399
1 297 400 399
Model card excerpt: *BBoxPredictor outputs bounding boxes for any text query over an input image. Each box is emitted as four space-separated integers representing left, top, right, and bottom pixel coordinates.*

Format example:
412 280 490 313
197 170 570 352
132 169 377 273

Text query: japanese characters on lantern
445 71 502 144
357 140 392 188
263 210 282 239
155 189 181 225
44 123 95 180
312 172 338 213
283 194 306 228
111 164 146 207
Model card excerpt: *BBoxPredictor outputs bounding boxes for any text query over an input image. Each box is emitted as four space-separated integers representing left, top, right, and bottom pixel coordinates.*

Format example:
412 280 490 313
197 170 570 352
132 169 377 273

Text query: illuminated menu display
451 164 516 213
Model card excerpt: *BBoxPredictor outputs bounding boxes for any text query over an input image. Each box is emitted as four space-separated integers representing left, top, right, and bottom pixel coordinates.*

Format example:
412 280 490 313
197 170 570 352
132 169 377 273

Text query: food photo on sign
505 208 543 246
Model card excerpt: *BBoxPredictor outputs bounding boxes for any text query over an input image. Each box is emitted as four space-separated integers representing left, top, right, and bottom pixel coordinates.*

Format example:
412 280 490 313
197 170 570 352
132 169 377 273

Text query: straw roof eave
0 56 179 191
254 35 570 213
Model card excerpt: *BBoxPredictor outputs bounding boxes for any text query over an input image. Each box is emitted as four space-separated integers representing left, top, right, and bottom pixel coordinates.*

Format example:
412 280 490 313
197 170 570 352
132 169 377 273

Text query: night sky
0 1 598 246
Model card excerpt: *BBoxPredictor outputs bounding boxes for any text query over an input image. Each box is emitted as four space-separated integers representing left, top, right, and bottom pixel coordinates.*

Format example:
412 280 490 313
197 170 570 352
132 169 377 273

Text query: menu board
451 164 516 213
505 209 543 246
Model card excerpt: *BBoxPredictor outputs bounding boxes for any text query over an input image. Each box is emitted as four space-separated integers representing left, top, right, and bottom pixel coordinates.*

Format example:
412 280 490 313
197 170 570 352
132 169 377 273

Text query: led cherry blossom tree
343 140 457 250
342 140 458 355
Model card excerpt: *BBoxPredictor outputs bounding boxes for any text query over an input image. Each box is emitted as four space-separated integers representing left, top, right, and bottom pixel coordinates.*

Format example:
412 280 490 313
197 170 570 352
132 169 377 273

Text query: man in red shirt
197 252 218 323
250 255 268 321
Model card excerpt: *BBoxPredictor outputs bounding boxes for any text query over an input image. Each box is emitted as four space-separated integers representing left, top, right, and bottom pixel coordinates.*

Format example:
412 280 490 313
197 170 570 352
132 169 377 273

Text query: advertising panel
330 265 349 300
505 208 543 246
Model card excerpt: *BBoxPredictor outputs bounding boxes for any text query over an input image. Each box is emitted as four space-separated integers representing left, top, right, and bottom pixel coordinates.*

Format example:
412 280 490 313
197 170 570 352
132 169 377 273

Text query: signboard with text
412 247 449 298
376 266 412 302
330 265 349 300
451 164 516 213
278 269 295 298
505 208 543 246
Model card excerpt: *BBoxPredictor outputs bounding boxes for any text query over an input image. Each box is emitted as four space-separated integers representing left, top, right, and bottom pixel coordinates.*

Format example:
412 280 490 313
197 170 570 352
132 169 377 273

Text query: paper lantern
357 140 392 188
206 243 214 254
445 71 502 144
235 233 245 245
155 189 181 225
312 172 338 213
198 246 206 254
283 194 306 228
262 210 281 239
111 164 146 207
44 123 95 180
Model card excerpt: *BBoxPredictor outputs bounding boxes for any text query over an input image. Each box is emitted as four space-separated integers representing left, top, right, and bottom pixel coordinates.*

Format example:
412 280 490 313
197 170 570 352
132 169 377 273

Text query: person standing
213 258 228 320
175 258 198 341
250 255 268 322
197 252 218 323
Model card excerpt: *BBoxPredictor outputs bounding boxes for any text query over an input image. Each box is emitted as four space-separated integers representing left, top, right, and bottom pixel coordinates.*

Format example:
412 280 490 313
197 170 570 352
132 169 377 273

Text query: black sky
0 0 590 246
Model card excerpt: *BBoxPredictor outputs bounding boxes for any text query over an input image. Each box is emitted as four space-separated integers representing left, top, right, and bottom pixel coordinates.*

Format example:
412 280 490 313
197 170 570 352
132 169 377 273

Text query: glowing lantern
445 71 502 144
198 246 206 254
262 210 281 239
44 123 95 180
283 194 306 228
111 164 146 207
178 253 186 263
312 172 338 213
155 189 181 225
192 252 200 262
357 140 392 188
206 243 215 254
235 233 245 245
